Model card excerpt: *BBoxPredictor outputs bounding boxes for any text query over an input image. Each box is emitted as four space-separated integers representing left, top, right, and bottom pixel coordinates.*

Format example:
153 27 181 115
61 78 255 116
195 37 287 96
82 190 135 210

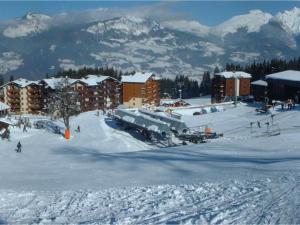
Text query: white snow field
1 103 300 224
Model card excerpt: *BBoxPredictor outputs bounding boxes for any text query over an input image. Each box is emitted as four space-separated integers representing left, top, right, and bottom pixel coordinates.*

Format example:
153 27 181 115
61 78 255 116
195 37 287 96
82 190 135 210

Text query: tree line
2 55 300 97
51 66 210 99
225 57 300 81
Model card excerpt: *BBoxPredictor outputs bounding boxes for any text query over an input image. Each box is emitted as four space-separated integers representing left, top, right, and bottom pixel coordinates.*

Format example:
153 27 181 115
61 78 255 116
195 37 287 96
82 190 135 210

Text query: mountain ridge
1 7 300 80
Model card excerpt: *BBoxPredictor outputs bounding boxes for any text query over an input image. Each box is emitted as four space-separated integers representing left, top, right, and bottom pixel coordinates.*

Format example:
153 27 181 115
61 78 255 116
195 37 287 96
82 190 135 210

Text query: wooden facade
211 72 251 103
72 77 121 112
2 79 43 114
122 74 160 108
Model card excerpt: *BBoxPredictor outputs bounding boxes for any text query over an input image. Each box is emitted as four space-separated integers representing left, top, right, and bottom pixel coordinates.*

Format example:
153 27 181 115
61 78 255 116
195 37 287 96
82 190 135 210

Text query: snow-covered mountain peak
22 12 51 21
212 10 272 37
276 7 300 35
86 16 161 36
3 12 52 38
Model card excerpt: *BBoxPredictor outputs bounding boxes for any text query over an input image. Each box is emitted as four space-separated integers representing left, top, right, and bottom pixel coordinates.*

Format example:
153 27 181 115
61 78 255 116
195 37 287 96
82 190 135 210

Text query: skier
16 141 22 153
257 121 261 128
77 125 80 133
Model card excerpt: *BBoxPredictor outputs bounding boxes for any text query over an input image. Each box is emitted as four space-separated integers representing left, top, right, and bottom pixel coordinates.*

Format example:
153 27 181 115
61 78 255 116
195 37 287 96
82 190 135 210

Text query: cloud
49 2 186 27
58 58 94 71
0 51 23 74
162 20 210 37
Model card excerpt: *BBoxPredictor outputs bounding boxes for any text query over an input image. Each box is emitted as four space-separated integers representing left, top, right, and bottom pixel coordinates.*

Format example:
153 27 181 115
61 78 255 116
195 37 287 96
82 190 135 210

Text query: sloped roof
121 72 154 83
266 70 300 82
216 71 252 79
2 78 40 88
41 77 78 89
79 75 111 86
251 80 268 87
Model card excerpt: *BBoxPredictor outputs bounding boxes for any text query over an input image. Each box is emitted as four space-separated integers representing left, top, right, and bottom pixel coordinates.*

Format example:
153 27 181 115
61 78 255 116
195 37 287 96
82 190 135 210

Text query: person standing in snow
77 125 80 133
23 124 27 132
16 141 22 153
257 121 261 128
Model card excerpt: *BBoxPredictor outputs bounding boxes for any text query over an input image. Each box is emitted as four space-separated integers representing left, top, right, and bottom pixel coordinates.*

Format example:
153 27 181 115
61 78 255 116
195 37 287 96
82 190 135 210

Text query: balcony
7 92 20 99
29 103 42 110
8 98 20 104
7 87 20 94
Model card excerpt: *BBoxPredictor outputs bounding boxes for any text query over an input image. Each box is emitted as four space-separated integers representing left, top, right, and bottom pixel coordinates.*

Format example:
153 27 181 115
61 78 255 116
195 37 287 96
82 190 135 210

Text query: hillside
0 103 300 223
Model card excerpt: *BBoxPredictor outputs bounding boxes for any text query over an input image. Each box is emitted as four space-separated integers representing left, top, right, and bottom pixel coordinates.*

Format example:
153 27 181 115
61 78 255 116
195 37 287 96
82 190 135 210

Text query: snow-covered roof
3 78 40 88
266 70 300 82
0 118 13 125
121 72 154 83
0 102 10 111
251 80 268 87
215 71 252 79
41 77 78 89
79 75 114 86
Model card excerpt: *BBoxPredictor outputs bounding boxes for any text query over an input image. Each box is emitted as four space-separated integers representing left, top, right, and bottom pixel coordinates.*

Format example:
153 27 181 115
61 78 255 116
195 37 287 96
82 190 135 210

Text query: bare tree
48 77 81 136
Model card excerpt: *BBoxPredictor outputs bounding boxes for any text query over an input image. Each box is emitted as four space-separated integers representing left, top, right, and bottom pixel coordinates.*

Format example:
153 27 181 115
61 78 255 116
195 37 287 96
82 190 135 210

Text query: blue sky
0 1 300 26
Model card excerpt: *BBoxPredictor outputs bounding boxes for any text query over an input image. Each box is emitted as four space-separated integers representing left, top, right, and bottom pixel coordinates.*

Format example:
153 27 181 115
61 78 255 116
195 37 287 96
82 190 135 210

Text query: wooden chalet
122 72 160 108
211 71 252 103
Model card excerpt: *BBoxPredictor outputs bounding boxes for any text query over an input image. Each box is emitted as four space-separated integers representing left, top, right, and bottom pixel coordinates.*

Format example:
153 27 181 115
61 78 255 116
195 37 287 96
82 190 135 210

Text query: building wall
26 85 43 114
251 85 266 102
225 78 235 97
73 79 121 112
2 84 42 114
267 79 300 101
212 77 251 103
122 77 160 108
239 79 251 96
3 84 20 113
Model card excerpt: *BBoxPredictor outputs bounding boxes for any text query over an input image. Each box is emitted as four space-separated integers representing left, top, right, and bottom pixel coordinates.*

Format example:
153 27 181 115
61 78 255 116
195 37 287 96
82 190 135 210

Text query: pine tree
0 74 4 86
9 75 14 82
200 71 211 95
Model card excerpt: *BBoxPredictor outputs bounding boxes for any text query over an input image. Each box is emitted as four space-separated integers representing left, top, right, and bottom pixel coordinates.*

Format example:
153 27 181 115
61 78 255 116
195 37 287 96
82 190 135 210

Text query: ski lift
268 124 281 136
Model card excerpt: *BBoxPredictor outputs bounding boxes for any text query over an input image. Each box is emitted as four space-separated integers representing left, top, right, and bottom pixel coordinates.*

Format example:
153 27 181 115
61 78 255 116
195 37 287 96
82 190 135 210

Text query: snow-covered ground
1 103 300 224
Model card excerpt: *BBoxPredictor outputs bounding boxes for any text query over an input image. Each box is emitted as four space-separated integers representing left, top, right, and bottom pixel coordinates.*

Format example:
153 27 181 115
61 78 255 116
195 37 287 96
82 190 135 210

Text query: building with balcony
1 78 42 114
72 75 121 112
121 72 160 108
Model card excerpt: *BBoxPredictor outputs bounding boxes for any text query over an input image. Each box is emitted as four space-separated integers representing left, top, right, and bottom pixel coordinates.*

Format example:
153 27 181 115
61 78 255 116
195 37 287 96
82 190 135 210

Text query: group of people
280 98 297 110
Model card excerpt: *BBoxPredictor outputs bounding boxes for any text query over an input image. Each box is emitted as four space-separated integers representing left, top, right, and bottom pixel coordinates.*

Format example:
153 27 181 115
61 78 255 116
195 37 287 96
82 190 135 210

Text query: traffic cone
65 129 71 139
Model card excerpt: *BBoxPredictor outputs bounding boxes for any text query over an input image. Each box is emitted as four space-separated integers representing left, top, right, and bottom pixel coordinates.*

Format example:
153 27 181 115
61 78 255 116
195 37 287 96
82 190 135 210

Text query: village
0 69 299 145
1 68 300 224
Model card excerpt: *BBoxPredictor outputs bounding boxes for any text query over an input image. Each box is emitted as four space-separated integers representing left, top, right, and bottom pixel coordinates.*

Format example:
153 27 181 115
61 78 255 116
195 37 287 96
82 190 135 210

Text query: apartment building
2 78 43 114
122 72 160 108
211 71 252 103
72 75 121 112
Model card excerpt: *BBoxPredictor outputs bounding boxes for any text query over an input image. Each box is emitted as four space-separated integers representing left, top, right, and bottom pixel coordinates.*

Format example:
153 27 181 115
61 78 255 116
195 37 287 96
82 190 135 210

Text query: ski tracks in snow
0 175 299 224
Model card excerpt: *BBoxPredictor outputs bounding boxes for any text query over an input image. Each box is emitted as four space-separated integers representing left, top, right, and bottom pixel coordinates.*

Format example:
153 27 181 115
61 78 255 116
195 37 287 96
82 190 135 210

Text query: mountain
212 10 272 38
1 8 300 80
3 12 52 38
275 7 300 35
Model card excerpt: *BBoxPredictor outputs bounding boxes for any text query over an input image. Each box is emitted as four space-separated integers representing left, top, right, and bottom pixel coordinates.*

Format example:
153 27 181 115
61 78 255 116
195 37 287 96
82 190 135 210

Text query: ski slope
1 104 300 223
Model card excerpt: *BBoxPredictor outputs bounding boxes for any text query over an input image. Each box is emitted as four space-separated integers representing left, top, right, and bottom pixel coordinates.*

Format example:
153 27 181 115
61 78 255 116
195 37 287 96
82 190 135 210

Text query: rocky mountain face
1 8 300 80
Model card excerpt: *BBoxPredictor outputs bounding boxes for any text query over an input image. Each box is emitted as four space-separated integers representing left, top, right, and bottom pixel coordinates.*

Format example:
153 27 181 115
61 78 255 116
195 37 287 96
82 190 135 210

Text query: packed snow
1 102 300 223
